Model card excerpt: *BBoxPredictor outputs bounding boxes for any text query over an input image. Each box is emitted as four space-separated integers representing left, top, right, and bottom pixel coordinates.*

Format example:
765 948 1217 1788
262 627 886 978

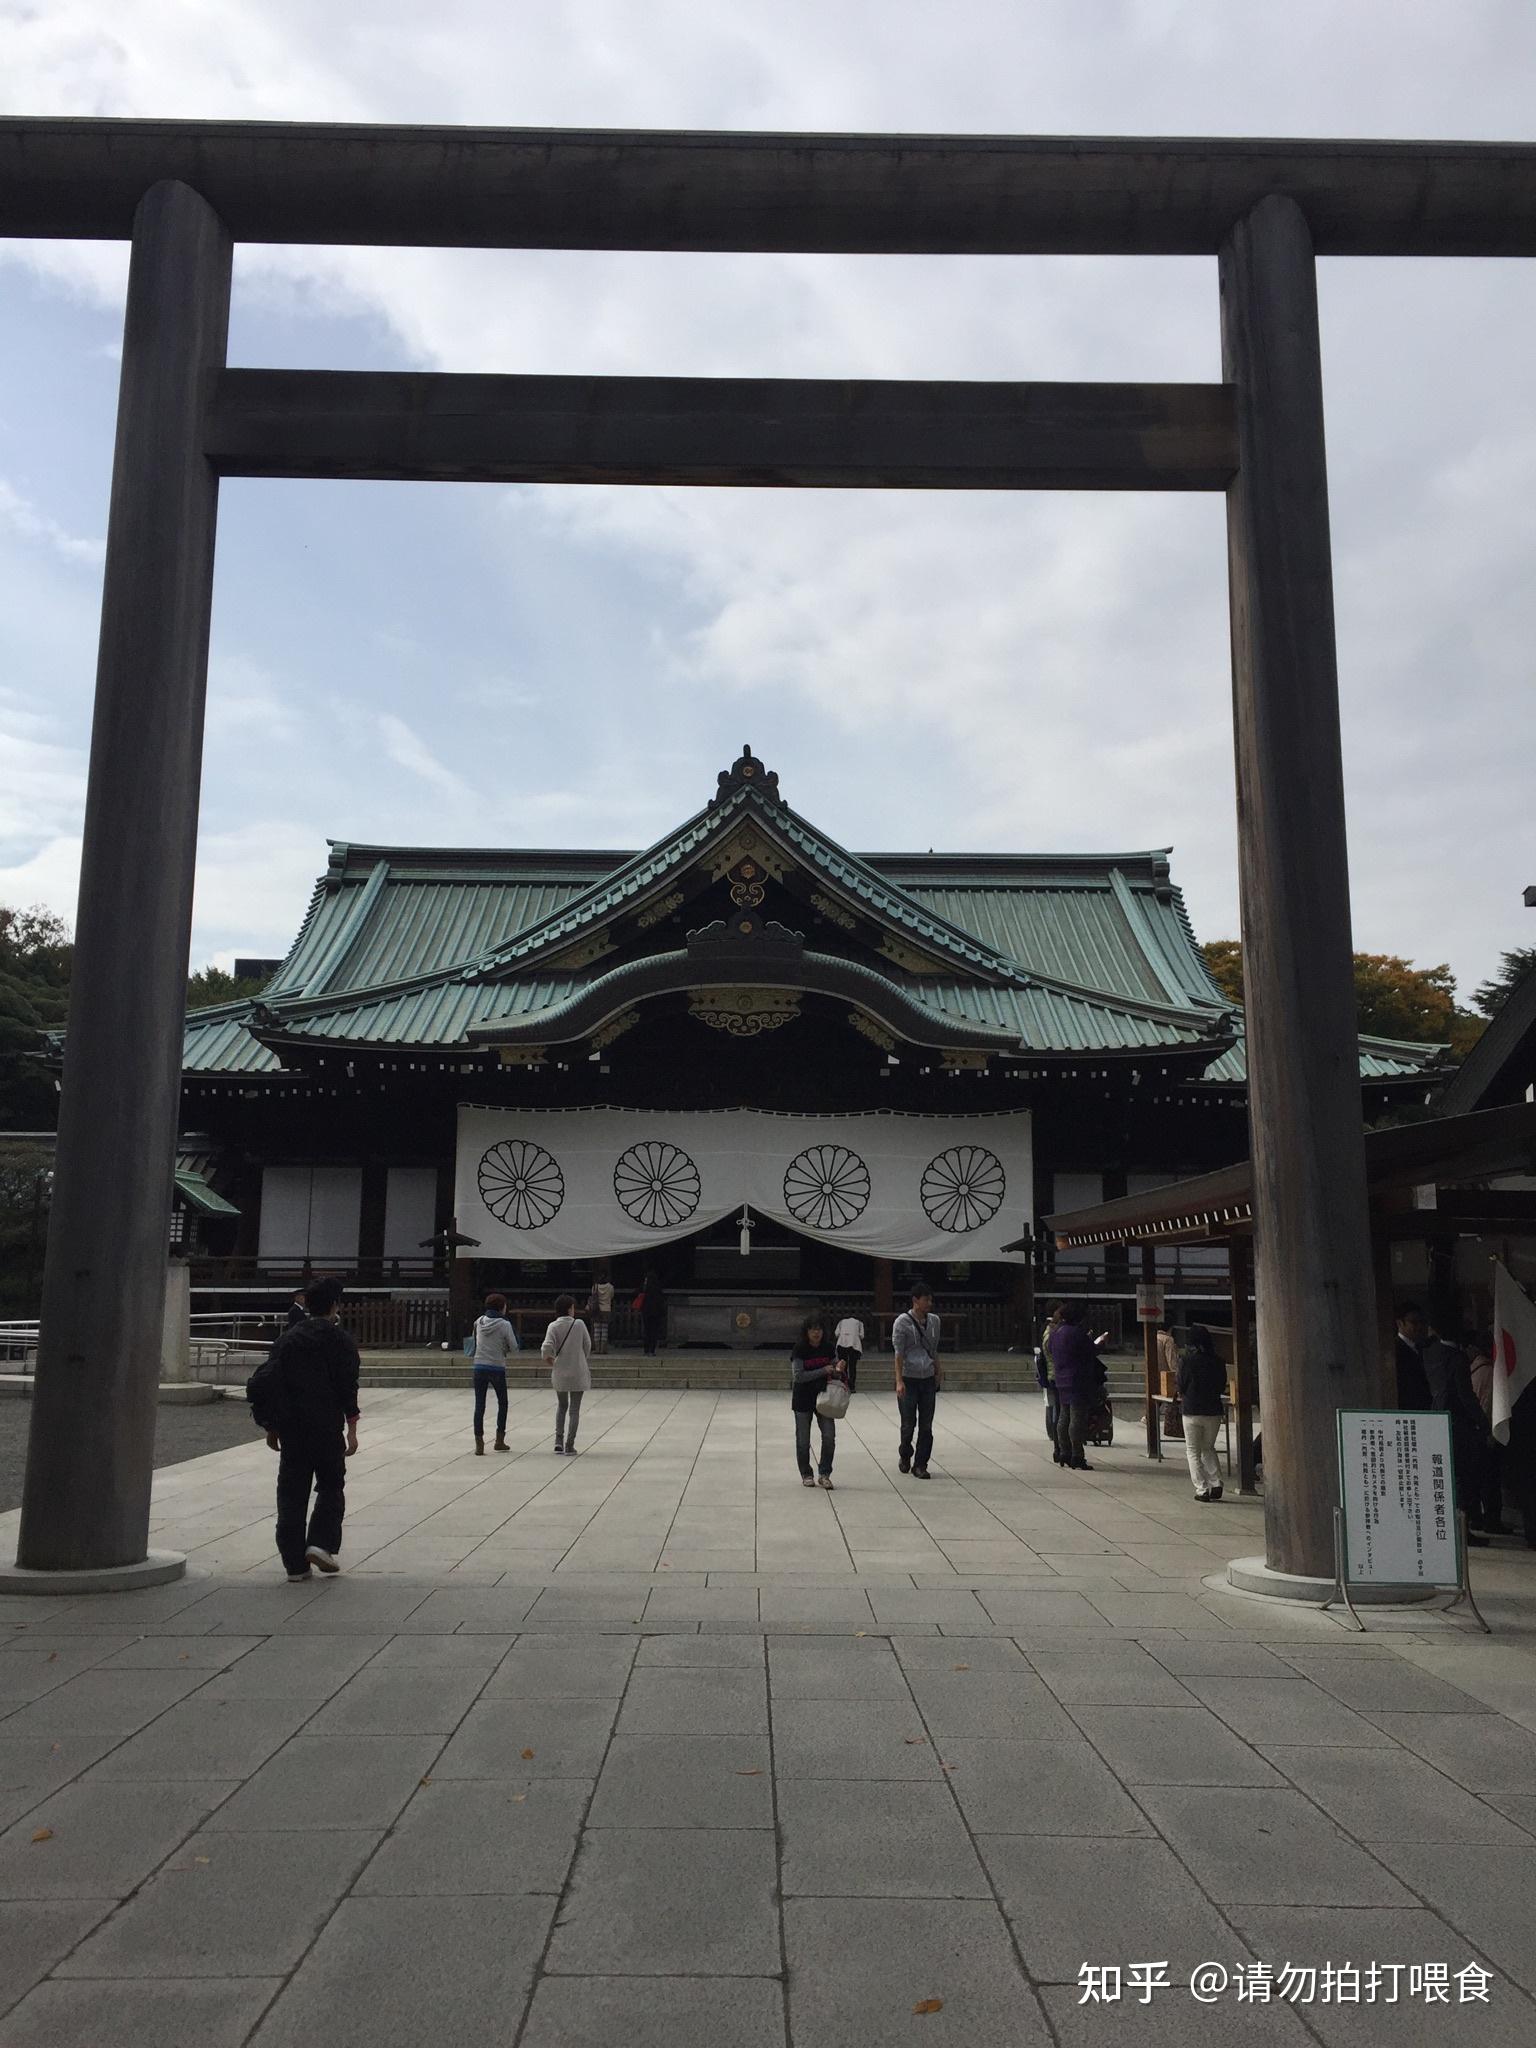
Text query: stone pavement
3 1388 1536 2045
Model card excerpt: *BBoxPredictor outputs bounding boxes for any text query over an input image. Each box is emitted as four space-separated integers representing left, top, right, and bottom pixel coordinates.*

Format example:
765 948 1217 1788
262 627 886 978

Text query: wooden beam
5 119 1536 255
204 371 1237 491
18 182 231 1573
1221 195 1381 1581
1229 1236 1258 1496
1141 1244 1161 1463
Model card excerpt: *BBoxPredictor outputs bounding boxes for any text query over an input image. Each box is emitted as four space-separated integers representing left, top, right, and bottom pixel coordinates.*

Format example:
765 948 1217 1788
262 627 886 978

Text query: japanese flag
1491 1259 1536 1445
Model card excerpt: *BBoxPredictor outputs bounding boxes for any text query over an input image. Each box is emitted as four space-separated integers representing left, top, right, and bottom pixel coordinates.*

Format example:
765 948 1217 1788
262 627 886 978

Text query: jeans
1043 1385 1060 1445
1054 1398 1091 1467
556 1388 584 1448
276 1427 346 1573
1183 1413 1223 1494
796 1409 836 1476
899 1377 937 1470
473 1367 508 1439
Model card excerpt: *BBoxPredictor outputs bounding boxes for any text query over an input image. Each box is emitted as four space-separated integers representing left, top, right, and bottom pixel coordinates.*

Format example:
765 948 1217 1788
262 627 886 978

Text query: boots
494 1434 509 1453
473 1439 485 1456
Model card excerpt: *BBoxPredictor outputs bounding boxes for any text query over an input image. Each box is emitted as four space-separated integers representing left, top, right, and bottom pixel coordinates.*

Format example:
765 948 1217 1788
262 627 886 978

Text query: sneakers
564 1447 578 1458
817 1473 835 1490
1194 1489 1212 1503
553 1443 565 1455
305 1546 340 1574
1209 1485 1224 1502
286 1568 313 1582
898 1452 912 1475
802 1473 816 1488
1071 1460 1094 1472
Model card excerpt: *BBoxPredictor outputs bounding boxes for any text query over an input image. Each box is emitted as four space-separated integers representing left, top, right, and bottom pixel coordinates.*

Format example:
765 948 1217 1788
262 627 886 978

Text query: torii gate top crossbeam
3 117 1536 255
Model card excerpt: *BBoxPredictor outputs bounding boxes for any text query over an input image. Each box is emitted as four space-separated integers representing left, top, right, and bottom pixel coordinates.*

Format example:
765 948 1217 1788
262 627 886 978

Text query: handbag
817 1375 851 1420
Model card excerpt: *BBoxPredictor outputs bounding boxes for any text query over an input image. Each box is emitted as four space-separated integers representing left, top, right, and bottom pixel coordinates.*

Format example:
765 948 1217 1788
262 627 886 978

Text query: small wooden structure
1045 1103 1536 1535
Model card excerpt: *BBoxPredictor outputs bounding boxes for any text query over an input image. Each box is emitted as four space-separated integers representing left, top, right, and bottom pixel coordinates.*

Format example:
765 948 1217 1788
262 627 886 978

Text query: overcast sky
1 1 1533 996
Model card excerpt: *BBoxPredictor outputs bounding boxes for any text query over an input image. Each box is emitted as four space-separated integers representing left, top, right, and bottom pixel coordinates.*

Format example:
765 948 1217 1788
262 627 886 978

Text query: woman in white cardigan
541 1293 593 1455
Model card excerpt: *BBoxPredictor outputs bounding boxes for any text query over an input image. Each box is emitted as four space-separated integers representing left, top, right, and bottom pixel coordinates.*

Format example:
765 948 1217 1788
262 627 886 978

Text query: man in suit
1395 1304 1433 1410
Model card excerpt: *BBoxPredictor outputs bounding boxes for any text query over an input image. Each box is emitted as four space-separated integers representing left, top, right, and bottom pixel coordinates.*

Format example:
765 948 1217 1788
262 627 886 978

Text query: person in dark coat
639 1271 666 1357
263 1276 360 1581
1423 1325 1491 1547
790 1314 839 1489
1036 1302 1064 1459
1177 1323 1228 1501
1395 1305 1433 1409
1046 1303 1104 1471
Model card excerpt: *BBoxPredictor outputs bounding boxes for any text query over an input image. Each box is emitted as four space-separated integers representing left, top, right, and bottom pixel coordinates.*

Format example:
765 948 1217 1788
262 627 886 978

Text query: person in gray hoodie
470 1291 517 1454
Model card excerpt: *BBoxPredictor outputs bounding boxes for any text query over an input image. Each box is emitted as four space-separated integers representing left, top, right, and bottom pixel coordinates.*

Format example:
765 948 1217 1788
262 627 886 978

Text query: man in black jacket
263 1277 361 1581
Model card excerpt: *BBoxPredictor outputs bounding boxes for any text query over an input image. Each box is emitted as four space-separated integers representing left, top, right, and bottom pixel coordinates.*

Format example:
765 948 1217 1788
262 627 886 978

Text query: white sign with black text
1336 1409 1459 1586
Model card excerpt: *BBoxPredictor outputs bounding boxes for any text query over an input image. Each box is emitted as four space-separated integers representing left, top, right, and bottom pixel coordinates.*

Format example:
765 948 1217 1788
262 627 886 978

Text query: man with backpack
248 1276 360 1581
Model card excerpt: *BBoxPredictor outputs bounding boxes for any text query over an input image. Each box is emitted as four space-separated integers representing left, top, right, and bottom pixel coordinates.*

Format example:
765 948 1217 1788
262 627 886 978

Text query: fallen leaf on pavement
46 1651 58 1662
521 1748 535 1759
31 1829 53 1844
193 1856 210 1866
419 1775 432 1786
913 1998 944 2015
735 1769 763 1776
952 1663 969 1671
854 1631 867 1639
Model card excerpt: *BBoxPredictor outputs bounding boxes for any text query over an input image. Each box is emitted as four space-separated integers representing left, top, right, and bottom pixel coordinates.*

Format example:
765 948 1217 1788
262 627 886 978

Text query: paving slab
1183 1676 1399 1748
481 1635 637 1698
546 1826 780 1976
90 1696 316 1780
634 1634 765 1668
434 1695 617 1778
982 1833 1250 1983
55 1827 379 1977
207 1734 441 1832
757 1588 877 1632
0 1977 279 2048
0 1665 211 1738
1074 1704 1283 1786
1145 1638 1297 1678
616 1666 768 1735
1368 1841 1536 1995
1259 1743 1526 1844
1136 1787 1414 1907
1040 1984 1312 2046
768 1636 911 1700
248 1894 553 2048
304 1666 486 1736
198 1635 388 1699
1275 1652 1494 1714
519 1974 784 2048
1363 1711 1536 1792
0 1643 127 1701
941 1738 1154 1836
355 1776 587 1894
779 1777 990 1897
388 1587 542 1633
587 1731 773 1829
368 1632 515 1668
95 1636 263 1672
773 1698 943 1779
0 1779 230 1900
0 1898 114 2016
975 1589 1110 1629
1229 1905 1536 2048
1027 1647 1196 1707
783 1895 1044 2048
907 1670 1079 1743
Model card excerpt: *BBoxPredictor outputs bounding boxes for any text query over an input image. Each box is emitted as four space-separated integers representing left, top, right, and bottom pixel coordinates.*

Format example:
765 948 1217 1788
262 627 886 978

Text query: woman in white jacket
542 1293 593 1456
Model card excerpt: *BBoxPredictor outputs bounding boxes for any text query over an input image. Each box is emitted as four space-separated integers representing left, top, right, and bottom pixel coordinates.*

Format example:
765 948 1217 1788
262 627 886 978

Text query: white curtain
455 1106 1032 1263
257 1166 361 1264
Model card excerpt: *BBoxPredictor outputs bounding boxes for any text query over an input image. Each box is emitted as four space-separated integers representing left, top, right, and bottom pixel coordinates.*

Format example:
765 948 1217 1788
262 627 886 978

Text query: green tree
0 1139 52 1315
0 906 71 1127
1471 947 1536 1020
187 964 269 1009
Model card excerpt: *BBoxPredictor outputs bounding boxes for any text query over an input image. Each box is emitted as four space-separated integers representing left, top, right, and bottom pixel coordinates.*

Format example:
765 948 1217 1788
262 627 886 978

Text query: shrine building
174 747 1441 1348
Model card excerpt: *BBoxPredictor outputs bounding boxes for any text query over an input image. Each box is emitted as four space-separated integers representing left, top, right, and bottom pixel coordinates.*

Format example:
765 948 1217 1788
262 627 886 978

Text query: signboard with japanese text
1135 1282 1165 1324
1336 1410 1459 1586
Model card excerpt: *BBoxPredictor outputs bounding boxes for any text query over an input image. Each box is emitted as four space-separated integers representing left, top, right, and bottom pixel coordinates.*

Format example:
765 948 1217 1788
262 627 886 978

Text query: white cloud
0 478 104 564
2 0 1535 991
376 711 474 805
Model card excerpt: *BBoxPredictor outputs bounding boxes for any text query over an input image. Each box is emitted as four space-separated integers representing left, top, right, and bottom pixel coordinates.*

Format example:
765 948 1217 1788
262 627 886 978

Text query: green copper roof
177 767 1441 1090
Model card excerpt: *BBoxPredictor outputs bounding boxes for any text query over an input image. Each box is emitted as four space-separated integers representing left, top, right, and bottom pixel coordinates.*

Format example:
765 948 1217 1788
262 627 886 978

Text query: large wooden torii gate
4 121 1535 1588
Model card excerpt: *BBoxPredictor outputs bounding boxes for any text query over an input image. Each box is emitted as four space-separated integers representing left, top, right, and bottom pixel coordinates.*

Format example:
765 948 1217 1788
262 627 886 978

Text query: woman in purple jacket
1046 1303 1104 1472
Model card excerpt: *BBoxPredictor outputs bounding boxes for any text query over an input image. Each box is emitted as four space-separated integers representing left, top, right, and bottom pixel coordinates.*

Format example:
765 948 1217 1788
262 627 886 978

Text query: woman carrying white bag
790 1314 847 1490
